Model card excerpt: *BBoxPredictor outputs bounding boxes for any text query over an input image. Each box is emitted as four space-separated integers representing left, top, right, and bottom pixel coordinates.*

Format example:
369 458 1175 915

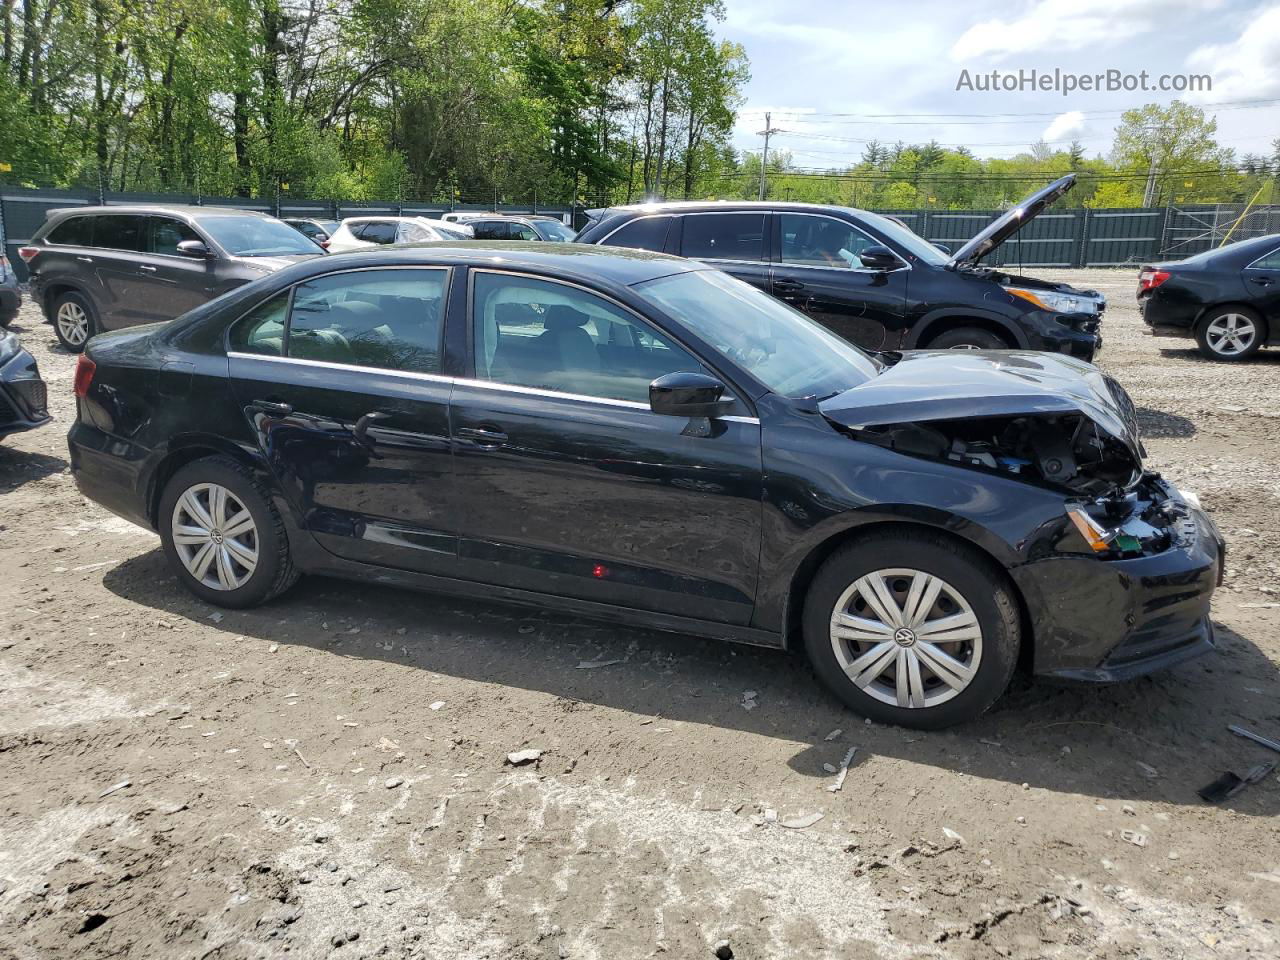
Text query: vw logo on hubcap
210 529 225 544
893 627 917 647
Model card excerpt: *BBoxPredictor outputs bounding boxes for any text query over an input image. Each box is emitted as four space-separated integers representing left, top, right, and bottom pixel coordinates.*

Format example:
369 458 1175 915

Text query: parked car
1 254 21 327
19 205 325 352
325 216 473 253
68 243 1222 728
1138 233 1280 361
283 218 341 248
575 175 1103 358
454 214 577 242
1 328 50 441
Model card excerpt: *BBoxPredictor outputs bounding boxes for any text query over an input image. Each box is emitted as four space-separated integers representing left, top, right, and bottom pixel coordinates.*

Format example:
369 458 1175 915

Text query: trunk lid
949 174 1075 267
818 349 1141 463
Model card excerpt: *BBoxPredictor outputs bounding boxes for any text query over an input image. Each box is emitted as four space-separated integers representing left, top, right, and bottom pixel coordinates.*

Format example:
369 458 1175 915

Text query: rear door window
92 215 146 252
47 216 95 246
604 216 672 252
680 213 765 261
470 221 511 240
779 213 880 269
355 221 398 245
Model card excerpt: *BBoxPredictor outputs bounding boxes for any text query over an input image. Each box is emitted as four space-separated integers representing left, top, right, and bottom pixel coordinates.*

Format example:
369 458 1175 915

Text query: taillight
73 355 96 397
1138 269 1170 293
17 246 40 264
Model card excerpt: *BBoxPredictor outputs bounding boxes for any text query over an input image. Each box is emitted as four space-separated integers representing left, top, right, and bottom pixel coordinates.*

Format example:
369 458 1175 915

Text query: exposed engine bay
851 413 1139 497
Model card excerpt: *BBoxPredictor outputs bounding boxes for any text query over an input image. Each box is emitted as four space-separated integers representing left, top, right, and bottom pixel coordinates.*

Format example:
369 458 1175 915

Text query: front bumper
1028 313 1101 361
0 346 50 438
1010 492 1223 682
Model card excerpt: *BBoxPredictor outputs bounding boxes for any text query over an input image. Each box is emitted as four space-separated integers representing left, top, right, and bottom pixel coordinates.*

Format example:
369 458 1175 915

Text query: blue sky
718 0 1280 165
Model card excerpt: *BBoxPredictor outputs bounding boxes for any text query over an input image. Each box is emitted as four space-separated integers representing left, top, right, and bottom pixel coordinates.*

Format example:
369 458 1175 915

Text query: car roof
277 241 700 286
595 200 877 218
47 204 276 219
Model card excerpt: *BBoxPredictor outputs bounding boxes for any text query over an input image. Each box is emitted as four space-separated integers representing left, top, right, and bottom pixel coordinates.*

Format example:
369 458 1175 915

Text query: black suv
19 205 325 351
576 176 1104 358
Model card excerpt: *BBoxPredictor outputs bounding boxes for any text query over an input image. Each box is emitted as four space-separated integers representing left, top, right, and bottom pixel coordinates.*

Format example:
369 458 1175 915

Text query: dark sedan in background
575 175 1105 359
19 205 325 351
1139 233 1280 360
0 328 50 441
67 242 1221 729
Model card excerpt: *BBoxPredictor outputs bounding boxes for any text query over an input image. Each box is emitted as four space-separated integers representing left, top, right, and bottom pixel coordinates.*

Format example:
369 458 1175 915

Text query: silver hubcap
949 343 982 351
171 483 259 591
829 568 983 709
56 302 89 346
1206 313 1256 355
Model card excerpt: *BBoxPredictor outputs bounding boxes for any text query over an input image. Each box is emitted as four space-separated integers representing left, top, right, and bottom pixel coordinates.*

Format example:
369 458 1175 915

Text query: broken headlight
1006 287 1099 315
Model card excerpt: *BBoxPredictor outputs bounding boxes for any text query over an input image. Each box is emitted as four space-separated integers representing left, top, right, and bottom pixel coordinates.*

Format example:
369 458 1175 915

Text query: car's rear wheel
802 530 1020 729
52 292 97 352
926 326 1010 350
159 456 298 608
1195 306 1264 361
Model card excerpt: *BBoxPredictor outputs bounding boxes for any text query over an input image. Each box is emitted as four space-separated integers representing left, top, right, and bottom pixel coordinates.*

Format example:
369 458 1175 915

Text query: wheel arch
1194 300 1268 334
778 517 1035 672
146 436 262 528
43 281 97 319
904 309 1028 350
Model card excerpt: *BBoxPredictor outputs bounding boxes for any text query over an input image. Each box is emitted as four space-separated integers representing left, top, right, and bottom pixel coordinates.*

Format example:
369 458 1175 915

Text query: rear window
603 216 672 252
680 213 765 261
46 216 94 246
356 221 398 244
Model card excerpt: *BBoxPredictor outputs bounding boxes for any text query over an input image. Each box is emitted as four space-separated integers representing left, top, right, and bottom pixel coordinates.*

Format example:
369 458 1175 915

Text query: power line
739 97 1280 122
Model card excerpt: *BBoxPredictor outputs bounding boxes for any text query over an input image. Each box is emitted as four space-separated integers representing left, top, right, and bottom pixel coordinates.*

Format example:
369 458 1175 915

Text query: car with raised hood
1 328 50 441
575 175 1104 358
19 205 326 352
1138 233 1280 361
67 243 1221 728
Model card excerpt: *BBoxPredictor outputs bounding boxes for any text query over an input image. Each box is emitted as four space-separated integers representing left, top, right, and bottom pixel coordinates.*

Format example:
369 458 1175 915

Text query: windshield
634 269 880 399
860 212 950 267
533 220 578 242
200 216 322 257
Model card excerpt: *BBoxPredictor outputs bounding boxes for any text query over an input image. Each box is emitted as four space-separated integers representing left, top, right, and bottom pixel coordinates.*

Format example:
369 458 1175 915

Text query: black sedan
1139 233 1280 360
68 243 1223 728
1 328 50 441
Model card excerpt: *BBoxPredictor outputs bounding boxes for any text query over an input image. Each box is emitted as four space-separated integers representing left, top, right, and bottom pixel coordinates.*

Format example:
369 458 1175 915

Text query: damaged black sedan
67 244 1223 728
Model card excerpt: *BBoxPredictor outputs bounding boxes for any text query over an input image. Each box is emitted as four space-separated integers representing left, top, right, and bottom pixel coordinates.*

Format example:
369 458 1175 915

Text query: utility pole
757 111 781 201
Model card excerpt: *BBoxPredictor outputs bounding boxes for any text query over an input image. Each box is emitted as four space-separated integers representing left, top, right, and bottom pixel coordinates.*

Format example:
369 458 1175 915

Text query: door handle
352 410 391 443
76 256 94 263
774 278 805 292
248 399 293 417
1249 276 1273 286
457 425 508 447
138 265 157 273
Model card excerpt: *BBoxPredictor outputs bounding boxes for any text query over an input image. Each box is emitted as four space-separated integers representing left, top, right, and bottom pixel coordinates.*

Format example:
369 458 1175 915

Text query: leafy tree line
0 0 748 203
711 102 1280 210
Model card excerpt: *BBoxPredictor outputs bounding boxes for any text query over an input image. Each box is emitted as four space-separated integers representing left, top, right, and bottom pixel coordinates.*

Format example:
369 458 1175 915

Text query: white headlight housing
1006 286 1098 315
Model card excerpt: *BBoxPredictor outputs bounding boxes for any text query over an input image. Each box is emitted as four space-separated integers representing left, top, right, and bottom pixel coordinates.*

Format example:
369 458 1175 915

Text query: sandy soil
1 269 1278 960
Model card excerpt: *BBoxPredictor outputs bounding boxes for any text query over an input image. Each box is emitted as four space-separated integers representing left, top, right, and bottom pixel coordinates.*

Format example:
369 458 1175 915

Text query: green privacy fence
2 183 1277 281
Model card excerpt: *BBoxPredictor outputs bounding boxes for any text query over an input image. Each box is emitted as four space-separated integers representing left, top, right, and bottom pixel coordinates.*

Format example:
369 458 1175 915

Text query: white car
325 216 473 252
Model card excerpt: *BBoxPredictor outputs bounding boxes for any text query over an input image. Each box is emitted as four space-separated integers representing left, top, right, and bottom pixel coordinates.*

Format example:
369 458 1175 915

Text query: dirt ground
1 268 1278 960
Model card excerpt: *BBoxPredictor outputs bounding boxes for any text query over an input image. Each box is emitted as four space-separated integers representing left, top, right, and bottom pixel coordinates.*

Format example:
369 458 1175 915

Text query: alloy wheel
829 568 983 709
56 301 90 347
170 482 259 591
1205 313 1257 356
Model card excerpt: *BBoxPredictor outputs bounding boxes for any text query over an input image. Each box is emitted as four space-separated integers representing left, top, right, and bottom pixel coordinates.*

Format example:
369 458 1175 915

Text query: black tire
1194 306 1265 361
926 326 1010 350
158 455 299 608
0 315 13 329
802 530 1020 730
51 290 97 353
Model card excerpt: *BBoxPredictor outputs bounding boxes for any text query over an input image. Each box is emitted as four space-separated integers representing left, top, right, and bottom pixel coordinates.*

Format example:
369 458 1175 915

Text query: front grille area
7 378 48 417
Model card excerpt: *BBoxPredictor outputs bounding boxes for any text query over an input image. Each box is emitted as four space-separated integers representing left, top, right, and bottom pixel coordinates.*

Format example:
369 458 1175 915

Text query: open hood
949 174 1075 267
819 350 1144 493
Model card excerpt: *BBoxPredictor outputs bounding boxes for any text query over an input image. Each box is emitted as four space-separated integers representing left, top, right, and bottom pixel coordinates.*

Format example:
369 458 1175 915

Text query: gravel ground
1 269 1278 960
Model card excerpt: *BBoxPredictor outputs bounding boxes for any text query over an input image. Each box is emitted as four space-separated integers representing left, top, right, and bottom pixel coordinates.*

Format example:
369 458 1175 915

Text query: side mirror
313 232 329 243
177 239 212 259
649 372 735 418
858 245 902 271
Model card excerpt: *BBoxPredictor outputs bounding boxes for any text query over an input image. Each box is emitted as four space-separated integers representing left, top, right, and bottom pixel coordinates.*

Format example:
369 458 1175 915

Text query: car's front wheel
52 291 97 352
802 530 1020 729
1195 306 1265 361
926 326 1009 350
158 456 298 608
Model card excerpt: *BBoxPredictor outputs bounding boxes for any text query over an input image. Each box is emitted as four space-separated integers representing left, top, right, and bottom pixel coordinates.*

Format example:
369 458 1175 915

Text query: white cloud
1186 3 1280 100
1043 110 1086 140
951 0 1222 61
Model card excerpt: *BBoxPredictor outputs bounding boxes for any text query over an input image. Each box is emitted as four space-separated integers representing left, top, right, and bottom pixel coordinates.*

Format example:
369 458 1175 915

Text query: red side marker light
592 563 609 579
